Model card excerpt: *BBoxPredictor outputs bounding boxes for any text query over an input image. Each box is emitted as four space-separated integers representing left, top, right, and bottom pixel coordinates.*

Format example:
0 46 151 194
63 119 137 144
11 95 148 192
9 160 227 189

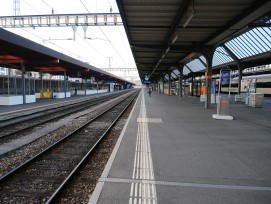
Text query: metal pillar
15 75 17 95
178 66 183 99
40 72 43 91
96 79 99 93
238 64 244 95
191 76 194 96
84 78 87 95
204 50 214 109
21 63 26 104
64 71 67 98
7 69 10 95
158 79 160 93
162 77 165 94
168 72 171 96
33 78 35 95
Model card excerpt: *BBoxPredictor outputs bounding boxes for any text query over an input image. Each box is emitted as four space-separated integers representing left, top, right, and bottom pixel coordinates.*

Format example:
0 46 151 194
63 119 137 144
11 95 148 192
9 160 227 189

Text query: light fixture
172 35 178 44
162 54 165 58
183 0 196 28
166 46 170 53
183 11 195 28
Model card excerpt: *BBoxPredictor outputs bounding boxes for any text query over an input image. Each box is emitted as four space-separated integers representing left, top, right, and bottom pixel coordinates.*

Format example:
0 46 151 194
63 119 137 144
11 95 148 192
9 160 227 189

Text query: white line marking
88 91 141 204
129 91 157 203
137 118 163 123
101 177 271 192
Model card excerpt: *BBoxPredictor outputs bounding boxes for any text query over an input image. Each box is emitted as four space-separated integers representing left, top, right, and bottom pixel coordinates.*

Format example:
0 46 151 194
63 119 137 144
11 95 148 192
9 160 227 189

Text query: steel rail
0 92 126 140
0 90 138 184
46 90 139 203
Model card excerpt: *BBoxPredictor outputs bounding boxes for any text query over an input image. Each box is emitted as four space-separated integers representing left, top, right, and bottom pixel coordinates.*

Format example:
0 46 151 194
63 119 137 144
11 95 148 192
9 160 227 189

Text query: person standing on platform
148 87 152 97
74 87 77 96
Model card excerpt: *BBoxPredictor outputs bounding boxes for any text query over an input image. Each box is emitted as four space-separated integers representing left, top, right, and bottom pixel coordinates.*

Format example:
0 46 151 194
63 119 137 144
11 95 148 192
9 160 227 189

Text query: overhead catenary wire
79 0 130 68
21 0 105 67
21 28 101 67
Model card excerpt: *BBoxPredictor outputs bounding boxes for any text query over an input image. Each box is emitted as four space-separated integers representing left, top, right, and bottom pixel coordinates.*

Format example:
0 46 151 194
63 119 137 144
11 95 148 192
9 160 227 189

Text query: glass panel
250 30 270 51
212 46 234 67
242 33 263 53
186 59 206 72
199 55 207 64
173 69 180 75
183 66 190 75
230 39 250 57
257 28 271 47
225 43 243 58
225 23 271 59
171 71 178 79
235 37 255 56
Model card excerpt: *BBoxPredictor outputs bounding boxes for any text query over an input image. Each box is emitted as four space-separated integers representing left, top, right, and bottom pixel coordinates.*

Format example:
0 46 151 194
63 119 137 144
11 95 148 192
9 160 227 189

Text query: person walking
148 87 152 97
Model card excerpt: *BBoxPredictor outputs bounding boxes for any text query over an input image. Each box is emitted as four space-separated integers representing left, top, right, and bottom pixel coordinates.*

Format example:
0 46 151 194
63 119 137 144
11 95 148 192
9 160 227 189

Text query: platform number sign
220 70 231 85
219 69 232 98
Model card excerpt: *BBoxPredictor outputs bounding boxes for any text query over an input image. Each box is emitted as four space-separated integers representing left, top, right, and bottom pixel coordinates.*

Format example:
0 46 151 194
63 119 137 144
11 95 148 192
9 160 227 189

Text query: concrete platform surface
90 89 271 204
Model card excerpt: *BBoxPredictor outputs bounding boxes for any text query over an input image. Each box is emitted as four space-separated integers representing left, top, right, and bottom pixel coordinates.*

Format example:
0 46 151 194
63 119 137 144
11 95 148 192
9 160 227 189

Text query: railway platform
0 94 97 116
90 88 271 204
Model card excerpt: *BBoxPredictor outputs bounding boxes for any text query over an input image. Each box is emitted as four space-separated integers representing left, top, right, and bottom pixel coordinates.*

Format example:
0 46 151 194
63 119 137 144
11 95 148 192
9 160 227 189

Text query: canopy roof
0 28 133 84
116 0 271 81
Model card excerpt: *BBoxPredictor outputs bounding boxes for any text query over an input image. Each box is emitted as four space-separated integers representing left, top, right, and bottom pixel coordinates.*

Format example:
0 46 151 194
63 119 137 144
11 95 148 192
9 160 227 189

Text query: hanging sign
144 80 150 84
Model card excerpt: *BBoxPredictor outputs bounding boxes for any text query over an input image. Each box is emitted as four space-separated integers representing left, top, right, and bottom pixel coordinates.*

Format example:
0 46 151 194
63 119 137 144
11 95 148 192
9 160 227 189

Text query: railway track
0 90 139 204
0 91 127 144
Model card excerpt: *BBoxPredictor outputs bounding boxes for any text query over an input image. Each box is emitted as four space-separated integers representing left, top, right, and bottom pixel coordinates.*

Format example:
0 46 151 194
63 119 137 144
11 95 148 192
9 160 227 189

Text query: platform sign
106 80 113 84
220 70 231 85
219 69 232 98
213 69 233 120
144 80 150 84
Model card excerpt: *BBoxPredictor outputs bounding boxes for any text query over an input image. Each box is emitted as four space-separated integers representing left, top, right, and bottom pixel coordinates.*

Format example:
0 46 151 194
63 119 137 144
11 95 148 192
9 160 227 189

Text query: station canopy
116 0 271 82
0 28 132 84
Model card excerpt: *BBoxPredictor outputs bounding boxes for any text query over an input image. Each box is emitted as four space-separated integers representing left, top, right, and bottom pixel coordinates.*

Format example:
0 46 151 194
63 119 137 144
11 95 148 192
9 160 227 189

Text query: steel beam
0 13 121 28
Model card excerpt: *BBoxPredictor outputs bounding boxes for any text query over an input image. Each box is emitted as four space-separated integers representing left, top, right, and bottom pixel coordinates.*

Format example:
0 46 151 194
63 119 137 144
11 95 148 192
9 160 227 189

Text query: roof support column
96 78 99 93
7 69 10 95
64 71 67 98
178 66 184 99
162 76 165 94
40 72 43 91
237 64 244 95
84 77 87 95
202 47 215 109
21 63 26 104
191 75 194 96
158 78 161 93
168 71 171 96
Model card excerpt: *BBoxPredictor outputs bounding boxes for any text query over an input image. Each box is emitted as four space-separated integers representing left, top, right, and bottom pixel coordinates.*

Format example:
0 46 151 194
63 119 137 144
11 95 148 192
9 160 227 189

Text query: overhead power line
79 0 130 68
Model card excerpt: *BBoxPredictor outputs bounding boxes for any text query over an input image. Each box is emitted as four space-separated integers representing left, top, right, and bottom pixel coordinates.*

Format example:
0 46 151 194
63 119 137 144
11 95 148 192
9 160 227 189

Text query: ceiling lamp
166 46 170 53
172 35 178 44
183 0 196 28
183 11 195 28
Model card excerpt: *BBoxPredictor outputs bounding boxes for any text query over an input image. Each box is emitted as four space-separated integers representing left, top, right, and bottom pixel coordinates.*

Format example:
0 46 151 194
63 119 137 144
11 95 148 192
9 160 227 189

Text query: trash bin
249 93 264 107
217 96 229 116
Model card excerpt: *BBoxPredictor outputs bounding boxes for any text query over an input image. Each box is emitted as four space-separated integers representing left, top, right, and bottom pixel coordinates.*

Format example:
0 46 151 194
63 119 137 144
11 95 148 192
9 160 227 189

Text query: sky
0 0 140 84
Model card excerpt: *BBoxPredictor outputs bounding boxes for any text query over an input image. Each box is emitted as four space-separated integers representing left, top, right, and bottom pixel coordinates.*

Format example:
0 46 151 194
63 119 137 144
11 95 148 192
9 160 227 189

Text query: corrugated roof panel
199 56 207 64
225 23 271 59
212 46 234 67
183 66 190 75
171 69 179 79
186 59 206 72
